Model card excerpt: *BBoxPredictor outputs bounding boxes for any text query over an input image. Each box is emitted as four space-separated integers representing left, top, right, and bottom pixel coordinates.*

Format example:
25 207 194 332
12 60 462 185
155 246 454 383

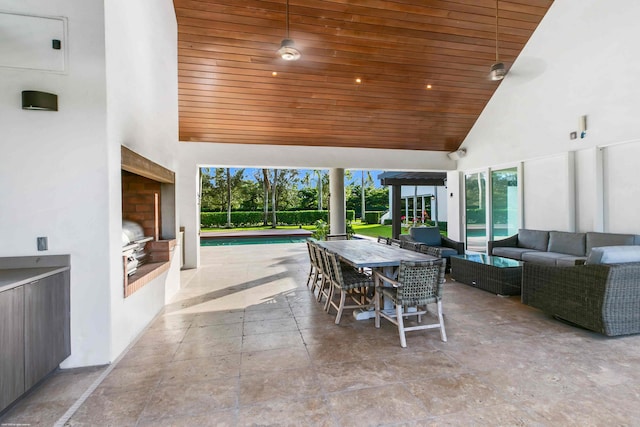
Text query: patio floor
2 243 640 426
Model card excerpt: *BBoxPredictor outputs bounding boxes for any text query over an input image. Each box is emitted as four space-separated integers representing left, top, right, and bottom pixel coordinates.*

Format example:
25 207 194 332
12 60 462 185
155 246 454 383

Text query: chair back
419 245 442 258
419 245 446 270
389 238 402 247
306 241 318 266
326 233 348 241
400 240 421 251
313 244 327 277
322 250 342 286
395 259 446 306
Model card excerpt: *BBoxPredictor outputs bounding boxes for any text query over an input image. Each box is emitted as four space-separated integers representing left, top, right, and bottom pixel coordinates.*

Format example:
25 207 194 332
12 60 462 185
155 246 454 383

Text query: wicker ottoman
450 254 523 296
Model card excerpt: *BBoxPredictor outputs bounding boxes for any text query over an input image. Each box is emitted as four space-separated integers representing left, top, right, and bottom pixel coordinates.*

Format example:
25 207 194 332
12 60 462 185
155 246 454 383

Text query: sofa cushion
585 245 640 265
548 231 586 256
409 227 441 246
517 229 549 251
521 251 569 266
434 247 458 259
586 232 638 253
492 247 539 260
556 256 587 267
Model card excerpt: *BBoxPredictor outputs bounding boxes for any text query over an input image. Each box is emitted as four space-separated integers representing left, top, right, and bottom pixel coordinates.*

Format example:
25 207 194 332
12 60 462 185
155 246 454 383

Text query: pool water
200 236 309 246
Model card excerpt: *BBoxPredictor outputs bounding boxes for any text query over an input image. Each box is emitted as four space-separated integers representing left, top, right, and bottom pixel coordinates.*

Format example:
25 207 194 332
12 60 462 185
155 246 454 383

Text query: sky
203 167 385 188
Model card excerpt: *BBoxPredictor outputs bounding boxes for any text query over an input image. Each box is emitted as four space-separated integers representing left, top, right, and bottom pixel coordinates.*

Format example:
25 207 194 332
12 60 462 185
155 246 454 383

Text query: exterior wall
104 0 179 362
453 0 640 237
398 186 448 223
522 153 574 231
445 171 462 241
0 0 110 366
0 0 179 367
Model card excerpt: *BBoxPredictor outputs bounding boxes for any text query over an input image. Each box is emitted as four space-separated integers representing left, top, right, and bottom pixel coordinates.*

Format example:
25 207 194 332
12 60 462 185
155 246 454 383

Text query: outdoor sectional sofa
522 245 640 336
488 229 640 266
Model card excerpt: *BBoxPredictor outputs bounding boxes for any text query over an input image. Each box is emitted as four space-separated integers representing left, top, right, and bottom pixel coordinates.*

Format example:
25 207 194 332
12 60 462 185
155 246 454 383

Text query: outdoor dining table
316 239 439 319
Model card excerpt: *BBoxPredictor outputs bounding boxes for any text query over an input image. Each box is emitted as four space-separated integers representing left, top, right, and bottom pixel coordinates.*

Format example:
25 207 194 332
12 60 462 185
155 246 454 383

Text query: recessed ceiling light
355 78 362 84
272 71 278 77
426 84 432 89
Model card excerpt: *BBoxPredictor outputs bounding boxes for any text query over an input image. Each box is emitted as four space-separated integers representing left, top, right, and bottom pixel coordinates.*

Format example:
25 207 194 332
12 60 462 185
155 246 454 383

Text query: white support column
329 168 346 235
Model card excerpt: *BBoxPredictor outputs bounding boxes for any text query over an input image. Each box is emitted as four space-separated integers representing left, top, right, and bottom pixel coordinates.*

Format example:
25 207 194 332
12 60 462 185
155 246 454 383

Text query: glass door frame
462 162 523 253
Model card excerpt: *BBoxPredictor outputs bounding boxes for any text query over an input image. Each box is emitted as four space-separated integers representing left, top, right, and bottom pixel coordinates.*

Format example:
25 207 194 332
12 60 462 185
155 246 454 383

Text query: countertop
0 266 70 292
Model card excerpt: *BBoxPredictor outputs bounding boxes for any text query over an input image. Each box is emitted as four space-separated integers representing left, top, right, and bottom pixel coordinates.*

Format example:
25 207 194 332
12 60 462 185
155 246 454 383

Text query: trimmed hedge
364 211 385 224
201 210 355 227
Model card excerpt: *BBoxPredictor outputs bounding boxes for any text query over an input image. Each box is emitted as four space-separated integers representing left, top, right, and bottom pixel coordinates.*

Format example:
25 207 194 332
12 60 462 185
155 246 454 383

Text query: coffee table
450 254 523 296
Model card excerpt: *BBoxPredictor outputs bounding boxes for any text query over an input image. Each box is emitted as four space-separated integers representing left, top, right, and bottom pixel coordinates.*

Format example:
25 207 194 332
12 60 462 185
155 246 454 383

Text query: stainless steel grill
122 220 153 276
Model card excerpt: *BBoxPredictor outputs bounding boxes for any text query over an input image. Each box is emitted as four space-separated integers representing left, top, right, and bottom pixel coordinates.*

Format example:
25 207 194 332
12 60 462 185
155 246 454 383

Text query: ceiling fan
277 0 300 61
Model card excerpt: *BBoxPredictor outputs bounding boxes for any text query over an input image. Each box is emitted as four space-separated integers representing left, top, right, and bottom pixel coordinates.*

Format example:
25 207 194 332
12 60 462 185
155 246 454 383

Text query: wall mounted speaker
22 90 58 111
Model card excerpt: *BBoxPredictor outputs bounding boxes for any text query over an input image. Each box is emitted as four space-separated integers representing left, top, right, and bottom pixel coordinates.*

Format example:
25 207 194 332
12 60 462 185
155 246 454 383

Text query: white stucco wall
455 0 640 237
0 0 179 367
104 0 179 362
0 0 110 366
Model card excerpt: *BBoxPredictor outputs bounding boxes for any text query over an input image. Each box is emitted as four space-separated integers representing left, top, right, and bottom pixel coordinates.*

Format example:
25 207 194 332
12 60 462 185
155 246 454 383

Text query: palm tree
360 170 373 220
262 169 270 226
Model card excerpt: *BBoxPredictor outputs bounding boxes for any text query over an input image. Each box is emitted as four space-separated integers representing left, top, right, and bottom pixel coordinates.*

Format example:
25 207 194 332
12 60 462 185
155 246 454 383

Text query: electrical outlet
570 131 577 140
37 237 48 251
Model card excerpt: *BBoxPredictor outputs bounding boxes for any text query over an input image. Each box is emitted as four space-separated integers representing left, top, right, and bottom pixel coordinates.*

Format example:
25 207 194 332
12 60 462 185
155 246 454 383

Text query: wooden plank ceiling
175 0 553 151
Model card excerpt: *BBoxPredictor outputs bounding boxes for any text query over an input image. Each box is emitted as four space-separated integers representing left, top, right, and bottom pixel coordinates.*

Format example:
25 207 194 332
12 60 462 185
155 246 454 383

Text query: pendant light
489 0 506 81
277 0 300 61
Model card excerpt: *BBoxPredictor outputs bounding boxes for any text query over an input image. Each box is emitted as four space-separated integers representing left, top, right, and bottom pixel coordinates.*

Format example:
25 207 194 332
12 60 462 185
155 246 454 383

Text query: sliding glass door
465 167 520 253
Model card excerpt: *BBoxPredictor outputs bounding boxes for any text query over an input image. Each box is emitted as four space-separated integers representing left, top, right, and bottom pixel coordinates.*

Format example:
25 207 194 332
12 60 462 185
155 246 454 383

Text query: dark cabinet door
0 286 25 412
24 271 71 389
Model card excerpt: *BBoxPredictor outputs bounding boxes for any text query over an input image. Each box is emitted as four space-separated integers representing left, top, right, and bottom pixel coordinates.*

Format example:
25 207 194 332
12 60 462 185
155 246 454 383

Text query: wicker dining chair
324 250 375 323
400 240 422 252
374 259 447 347
418 245 450 272
313 245 332 304
389 238 402 247
377 236 390 245
305 240 319 290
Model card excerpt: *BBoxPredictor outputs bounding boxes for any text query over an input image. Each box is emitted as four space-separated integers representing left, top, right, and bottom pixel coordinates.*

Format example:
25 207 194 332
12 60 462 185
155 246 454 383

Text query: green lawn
200 222 409 238
351 223 409 238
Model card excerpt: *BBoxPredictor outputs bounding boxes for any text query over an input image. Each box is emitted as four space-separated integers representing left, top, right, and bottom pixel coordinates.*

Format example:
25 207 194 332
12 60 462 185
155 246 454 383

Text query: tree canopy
200 168 389 218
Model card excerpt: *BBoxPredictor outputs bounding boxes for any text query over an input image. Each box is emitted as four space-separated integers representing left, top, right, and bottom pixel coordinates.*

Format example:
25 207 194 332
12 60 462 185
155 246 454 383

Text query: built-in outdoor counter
0 255 71 414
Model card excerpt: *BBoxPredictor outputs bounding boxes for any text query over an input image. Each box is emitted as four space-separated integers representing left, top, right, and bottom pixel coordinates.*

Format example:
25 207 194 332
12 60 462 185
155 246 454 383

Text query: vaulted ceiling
174 0 553 152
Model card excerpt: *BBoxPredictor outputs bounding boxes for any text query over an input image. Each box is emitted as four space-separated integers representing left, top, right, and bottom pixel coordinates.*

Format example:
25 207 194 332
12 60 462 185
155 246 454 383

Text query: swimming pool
200 236 309 246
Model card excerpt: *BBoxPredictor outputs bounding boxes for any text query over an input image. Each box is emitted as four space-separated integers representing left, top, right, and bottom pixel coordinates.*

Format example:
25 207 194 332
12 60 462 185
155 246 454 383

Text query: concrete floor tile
238 397 336 427
7 243 640 426
326 384 429 426
241 346 311 374
238 368 320 407
141 377 238 419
